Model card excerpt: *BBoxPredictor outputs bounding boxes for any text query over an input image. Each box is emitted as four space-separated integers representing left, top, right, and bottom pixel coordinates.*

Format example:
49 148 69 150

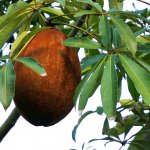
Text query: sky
0 0 149 150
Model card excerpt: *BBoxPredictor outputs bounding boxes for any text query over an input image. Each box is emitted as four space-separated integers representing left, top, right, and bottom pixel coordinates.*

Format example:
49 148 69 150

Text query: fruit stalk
0 107 20 142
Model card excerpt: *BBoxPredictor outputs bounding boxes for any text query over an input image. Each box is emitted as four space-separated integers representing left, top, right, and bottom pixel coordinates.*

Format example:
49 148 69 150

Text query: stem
69 1 96 37
0 107 20 142
136 0 150 5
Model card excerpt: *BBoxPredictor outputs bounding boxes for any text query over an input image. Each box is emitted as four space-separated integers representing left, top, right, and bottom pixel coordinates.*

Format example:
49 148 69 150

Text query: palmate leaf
108 14 137 54
0 61 15 110
15 57 47 76
119 54 150 105
100 55 118 118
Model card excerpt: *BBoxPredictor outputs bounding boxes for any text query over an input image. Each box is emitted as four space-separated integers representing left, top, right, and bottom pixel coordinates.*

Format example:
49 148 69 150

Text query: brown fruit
14 29 81 126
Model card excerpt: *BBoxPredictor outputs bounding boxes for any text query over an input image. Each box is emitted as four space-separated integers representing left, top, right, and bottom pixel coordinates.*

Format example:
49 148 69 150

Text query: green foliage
0 0 150 149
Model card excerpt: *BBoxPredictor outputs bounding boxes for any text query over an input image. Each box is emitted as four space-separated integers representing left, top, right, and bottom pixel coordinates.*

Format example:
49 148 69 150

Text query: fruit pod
14 29 81 126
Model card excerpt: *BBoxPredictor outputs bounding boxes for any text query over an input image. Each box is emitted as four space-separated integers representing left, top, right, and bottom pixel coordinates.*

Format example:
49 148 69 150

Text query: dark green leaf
127 75 140 101
0 61 15 109
81 53 106 70
100 56 118 118
15 57 46 76
96 106 103 115
72 111 94 141
99 15 111 49
119 54 150 105
78 58 106 111
108 14 137 54
102 117 110 135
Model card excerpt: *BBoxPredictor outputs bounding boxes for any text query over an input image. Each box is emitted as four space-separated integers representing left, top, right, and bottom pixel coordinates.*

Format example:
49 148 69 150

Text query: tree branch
0 107 20 142
69 0 96 37
136 0 150 5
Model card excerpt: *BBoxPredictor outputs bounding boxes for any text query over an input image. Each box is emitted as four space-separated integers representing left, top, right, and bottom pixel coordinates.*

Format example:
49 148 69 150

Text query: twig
69 0 96 37
0 107 20 142
136 0 150 5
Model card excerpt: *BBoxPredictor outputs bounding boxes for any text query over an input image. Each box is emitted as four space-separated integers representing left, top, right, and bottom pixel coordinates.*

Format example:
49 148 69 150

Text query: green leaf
108 0 123 10
99 15 111 49
15 57 47 76
108 14 137 54
74 10 97 17
119 54 150 105
7 0 28 13
0 2 33 49
0 61 15 109
10 27 47 60
78 58 106 111
40 7 68 19
81 53 106 70
79 0 102 12
100 55 118 118
63 37 101 49
102 117 110 135
127 75 140 101
57 0 66 7
72 110 95 141
112 27 123 49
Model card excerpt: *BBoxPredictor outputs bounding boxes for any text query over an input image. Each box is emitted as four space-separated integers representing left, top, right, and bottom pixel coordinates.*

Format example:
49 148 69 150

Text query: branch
0 107 20 142
136 0 150 5
69 0 96 37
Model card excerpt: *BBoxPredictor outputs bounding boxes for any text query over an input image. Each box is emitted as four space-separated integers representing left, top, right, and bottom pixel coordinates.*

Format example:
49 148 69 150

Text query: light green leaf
99 15 111 49
100 55 118 118
78 58 106 111
0 61 15 109
74 10 97 17
119 54 150 105
57 0 66 7
40 7 68 19
10 27 47 60
0 1 33 49
63 37 101 49
15 57 47 76
108 14 137 54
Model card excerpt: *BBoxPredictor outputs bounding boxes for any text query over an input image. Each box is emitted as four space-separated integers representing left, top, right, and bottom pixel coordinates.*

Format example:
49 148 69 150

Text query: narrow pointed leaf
119 54 150 105
99 15 111 49
63 37 101 49
108 14 137 54
72 110 94 141
127 75 140 101
78 58 106 111
15 57 46 76
0 61 15 109
100 56 118 118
